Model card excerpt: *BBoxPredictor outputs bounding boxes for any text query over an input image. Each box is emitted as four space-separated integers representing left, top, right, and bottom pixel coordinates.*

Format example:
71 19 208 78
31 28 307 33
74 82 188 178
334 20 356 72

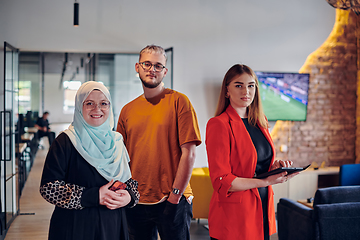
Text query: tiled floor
190 219 211 239
190 219 279 240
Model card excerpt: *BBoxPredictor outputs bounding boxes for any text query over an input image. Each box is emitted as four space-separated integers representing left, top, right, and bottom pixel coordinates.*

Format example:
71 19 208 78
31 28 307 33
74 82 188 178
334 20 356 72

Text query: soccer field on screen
259 82 307 121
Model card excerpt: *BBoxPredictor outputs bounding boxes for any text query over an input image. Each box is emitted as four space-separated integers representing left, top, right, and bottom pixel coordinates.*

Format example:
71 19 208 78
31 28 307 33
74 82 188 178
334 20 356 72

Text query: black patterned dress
40 132 139 240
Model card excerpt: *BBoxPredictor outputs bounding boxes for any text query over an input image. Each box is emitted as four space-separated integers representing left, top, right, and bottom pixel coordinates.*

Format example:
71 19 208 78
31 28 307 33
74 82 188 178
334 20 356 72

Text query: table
25 127 38 133
21 133 34 142
297 199 314 209
16 143 27 154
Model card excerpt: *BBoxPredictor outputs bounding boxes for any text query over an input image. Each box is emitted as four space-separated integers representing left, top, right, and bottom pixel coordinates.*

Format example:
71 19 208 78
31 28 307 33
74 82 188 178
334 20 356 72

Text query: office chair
339 163 360 186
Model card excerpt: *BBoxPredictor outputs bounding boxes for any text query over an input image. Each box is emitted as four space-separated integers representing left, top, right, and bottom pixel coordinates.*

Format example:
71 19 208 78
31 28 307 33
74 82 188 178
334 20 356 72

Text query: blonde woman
206 64 298 240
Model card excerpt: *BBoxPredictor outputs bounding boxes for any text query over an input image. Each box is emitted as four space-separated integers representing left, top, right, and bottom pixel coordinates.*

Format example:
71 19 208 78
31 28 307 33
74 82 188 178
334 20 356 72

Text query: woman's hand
270 159 293 171
99 180 131 210
230 159 300 190
266 160 299 185
267 171 299 185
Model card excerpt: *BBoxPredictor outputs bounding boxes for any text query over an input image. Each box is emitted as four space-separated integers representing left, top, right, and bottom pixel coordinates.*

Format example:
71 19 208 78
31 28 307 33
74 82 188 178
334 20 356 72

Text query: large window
18 49 173 124
98 48 173 121
18 52 41 115
17 81 31 113
63 81 82 114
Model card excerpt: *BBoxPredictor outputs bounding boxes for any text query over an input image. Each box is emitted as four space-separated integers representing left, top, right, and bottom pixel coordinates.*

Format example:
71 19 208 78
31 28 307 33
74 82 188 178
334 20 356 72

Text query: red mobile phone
108 181 127 191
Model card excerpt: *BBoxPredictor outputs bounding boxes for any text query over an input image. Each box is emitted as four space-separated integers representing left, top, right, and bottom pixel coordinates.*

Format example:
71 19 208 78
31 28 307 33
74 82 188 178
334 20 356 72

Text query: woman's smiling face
82 90 110 127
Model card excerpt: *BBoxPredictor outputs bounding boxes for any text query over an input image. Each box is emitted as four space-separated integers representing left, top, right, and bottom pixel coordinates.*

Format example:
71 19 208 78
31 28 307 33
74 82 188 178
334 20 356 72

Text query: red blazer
205 105 276 240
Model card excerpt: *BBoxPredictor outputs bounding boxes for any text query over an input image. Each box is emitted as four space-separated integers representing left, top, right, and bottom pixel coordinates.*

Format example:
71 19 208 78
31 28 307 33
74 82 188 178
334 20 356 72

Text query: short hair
214 64 268 128
139 45 167 63
43 111 49 115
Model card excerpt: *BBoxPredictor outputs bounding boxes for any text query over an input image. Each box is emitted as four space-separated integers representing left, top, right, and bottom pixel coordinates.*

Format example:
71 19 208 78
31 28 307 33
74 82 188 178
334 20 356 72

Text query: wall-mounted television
254 71 310 121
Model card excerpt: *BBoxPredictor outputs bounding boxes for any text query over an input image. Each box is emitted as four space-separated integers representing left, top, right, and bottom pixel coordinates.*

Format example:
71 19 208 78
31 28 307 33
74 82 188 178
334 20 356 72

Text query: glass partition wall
1 42 19 236
18 49 173 125
99 48 173 121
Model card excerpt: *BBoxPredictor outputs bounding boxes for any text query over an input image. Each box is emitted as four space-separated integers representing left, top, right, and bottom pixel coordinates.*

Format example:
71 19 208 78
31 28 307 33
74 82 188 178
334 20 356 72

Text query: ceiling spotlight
74 0 79 27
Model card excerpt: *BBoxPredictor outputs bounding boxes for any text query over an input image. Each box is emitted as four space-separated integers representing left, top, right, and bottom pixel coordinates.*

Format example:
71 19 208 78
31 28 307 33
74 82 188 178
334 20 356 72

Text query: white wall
0 0 336 167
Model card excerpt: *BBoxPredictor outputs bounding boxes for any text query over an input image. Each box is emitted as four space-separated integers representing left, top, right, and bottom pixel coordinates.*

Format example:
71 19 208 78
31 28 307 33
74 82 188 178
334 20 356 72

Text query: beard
140 76 163 89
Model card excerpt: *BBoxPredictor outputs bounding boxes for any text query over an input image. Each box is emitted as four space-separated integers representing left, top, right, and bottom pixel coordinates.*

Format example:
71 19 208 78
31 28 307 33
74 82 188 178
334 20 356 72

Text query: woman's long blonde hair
214 64 268 128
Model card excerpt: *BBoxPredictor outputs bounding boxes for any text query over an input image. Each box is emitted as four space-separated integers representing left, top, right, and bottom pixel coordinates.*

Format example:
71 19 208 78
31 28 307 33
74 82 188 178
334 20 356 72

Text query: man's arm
34 123 46 132
167 142 196 204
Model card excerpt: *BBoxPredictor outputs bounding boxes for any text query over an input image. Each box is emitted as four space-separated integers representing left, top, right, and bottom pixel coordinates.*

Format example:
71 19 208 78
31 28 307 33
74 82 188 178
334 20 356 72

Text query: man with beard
117 45 201 240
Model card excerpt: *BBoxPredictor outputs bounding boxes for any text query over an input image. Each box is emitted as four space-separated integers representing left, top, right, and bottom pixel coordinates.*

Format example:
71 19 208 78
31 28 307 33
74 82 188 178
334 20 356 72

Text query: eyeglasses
139 61 166 72
83 100 110 110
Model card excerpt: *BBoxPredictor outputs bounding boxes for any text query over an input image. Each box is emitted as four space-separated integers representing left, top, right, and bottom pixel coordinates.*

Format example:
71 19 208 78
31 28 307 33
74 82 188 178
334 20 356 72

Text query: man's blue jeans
125 196 192 240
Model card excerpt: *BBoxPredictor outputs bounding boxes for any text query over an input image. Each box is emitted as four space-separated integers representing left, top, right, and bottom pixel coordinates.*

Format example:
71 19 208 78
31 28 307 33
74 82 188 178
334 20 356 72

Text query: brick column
357 11 360 164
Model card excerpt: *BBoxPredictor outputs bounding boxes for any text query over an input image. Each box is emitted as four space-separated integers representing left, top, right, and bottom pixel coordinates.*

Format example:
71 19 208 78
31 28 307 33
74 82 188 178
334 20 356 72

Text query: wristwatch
172 188 181 195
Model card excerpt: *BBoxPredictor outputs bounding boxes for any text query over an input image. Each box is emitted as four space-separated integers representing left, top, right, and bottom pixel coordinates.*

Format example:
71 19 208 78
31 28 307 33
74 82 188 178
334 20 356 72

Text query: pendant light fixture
74 0 79 27
326 0 360 15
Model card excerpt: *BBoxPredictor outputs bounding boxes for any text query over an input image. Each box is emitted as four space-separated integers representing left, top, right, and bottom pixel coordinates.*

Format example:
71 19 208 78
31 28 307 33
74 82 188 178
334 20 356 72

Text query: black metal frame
165 47 173 89
2 42 20 236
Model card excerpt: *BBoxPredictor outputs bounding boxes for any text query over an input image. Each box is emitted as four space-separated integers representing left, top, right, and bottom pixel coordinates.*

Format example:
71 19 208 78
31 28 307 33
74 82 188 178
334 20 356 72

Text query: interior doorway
1 42 20 239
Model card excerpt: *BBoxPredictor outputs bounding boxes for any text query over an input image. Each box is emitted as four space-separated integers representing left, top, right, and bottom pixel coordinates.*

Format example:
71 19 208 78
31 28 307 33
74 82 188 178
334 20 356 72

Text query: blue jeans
125 196 192 240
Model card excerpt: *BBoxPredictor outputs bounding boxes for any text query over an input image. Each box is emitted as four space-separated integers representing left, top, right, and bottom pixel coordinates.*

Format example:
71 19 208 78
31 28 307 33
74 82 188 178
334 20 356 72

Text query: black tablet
255 164 311 179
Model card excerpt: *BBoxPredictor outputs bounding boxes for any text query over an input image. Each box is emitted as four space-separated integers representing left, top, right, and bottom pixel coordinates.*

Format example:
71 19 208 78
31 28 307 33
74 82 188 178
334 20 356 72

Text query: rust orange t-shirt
117 89 201 204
